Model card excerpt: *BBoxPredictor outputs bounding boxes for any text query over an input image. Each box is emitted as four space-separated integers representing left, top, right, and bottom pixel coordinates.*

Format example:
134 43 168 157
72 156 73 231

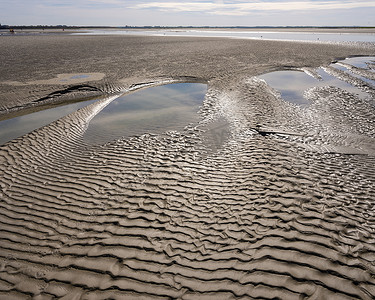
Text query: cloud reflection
0 99 98 145
83 83 207 144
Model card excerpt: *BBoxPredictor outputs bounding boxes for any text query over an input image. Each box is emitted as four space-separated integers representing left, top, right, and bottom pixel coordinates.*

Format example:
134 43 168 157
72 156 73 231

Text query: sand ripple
0 61 375 299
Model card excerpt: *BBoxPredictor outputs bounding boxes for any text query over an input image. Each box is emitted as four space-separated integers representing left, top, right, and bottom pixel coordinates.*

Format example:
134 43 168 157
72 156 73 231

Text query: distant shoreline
1 25 375 30
2 26 375 36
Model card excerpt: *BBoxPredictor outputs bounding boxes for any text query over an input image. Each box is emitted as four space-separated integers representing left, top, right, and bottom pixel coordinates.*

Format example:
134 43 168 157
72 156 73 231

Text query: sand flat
0 32 375 299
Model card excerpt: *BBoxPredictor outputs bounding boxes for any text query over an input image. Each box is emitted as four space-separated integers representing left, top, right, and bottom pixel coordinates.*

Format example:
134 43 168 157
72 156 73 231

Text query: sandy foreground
0 32 375 299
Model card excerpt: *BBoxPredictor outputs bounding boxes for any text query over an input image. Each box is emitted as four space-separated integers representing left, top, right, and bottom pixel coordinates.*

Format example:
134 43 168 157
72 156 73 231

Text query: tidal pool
331 56 375 86
259 58 374 106
0 99 98 146
259 70 317 106
338 56 375 69
83 83 207 144
317 68 372 97
0 83 207 146
70 75 90 79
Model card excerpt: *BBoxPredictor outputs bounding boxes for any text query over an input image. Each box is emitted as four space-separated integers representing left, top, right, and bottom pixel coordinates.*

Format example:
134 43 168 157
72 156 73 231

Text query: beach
0 30 375 299
1 31 375 113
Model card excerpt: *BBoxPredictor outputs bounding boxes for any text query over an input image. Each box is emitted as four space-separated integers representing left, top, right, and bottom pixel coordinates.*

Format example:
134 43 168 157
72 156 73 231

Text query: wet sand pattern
0 57 375 300
83 83 207 144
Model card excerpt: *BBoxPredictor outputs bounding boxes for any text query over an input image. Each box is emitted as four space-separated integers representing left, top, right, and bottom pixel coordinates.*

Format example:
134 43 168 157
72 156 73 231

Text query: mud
0 33 375 299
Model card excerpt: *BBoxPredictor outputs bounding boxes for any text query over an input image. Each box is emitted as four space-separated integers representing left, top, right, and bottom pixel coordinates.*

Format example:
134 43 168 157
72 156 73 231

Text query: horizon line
2 25 375 29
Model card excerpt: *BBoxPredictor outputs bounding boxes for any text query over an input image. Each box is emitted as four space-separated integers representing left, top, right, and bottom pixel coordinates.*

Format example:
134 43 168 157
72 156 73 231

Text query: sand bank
1 33 374 113
0 34 375 299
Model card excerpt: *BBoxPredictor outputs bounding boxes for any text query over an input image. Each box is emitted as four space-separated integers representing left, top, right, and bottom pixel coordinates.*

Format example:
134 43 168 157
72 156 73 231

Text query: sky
1 0 375 27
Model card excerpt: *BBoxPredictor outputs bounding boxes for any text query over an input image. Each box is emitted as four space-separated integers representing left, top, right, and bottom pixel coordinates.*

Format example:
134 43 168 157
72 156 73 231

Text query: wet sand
0 33 375 299
1 33 375 114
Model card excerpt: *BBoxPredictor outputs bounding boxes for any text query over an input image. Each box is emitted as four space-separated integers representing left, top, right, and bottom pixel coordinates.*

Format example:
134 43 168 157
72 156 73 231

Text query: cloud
1 0 374 26
130 0 375 16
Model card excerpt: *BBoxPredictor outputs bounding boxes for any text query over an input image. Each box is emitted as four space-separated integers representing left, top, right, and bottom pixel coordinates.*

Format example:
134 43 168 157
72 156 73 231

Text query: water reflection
340 56 375 69
331 57 375 87
259 58 374 106
316 68 371 97
0 99 98 145
83 83 207 144
74 29 375 43
71 75 90 79
259 71 318 106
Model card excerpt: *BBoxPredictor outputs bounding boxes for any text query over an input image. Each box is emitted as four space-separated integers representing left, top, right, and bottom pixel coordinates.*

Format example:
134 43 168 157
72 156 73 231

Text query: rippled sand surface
0 34 375 299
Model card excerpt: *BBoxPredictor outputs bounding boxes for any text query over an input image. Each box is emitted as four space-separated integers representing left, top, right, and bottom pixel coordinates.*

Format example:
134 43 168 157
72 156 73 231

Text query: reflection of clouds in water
0 82 207 145
0 99 97 145
84 83 207 143
259 65 371 106
109 83 206 111
92 106 196 128
343 57 375 69
259 71 317 105
318 68 371 98
100 83 206 114
70 75 90 79
330 57 375 88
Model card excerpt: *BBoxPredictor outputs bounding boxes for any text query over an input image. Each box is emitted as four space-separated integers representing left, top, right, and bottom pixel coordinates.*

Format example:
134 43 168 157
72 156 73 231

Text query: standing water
83 83 207 144
0 83 207 146
73 29 375 43
258 57 375 106
0 99 98 145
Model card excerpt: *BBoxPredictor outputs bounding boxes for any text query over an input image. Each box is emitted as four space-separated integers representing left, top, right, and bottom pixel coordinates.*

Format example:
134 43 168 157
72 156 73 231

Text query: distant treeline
1 25 375 30
0 25 106 29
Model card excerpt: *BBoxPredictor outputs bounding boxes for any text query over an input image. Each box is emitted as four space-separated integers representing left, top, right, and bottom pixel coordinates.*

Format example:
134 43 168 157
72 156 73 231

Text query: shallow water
83 83 207 144
74 29 375 43
340 56 375 69
259 57 375 106
0 99 98 145
317 68 372 96
258 71 318 106
331 57 375 87
70 75 90 79
0 83 207 146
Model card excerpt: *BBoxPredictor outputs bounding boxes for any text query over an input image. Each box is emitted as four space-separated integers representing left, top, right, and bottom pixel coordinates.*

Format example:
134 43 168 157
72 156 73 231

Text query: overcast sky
1 0 375 27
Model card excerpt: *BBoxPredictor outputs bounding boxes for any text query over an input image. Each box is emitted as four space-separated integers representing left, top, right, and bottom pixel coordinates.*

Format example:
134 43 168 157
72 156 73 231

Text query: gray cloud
131 0 375 16
1 0 374 26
